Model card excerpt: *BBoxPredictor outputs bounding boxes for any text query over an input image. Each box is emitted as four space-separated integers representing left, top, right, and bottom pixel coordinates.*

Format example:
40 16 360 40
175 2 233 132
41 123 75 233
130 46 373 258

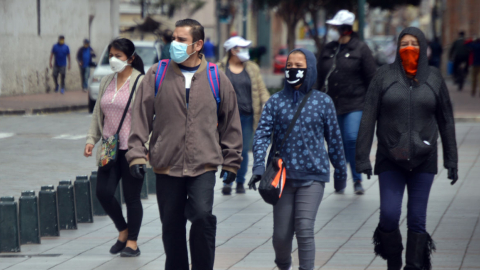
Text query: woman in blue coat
249 48 347 270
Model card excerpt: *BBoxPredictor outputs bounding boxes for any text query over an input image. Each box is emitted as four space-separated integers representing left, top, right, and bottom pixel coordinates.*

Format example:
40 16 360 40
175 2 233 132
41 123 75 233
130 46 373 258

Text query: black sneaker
120 247 141 257
109 240 126 255
236 183 246 194
222 185 232 195
335 188 345 194
354 181 365 195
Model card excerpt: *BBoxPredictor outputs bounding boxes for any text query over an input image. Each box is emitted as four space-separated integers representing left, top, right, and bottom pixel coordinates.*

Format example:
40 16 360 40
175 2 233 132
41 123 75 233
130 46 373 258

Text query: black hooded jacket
317 33 377 115
355 27 458 175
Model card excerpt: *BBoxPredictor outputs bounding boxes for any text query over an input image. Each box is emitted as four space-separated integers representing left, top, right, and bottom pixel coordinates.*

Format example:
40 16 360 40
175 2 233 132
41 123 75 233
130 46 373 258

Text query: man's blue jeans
225 113 253 185
337 111 362 182
378 171 434 233
81 66 90 89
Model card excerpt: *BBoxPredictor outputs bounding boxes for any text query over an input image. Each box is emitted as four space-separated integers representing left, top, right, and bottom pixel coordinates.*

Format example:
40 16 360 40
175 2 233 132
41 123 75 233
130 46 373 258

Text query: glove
130 164 146 180
447 168 458 185
361 169 372 180
221 170 237 185
248 175 262 190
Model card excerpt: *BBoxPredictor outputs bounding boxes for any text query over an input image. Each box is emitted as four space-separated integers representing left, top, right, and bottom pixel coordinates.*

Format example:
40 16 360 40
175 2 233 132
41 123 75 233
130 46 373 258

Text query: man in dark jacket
449 31 470 90
317 10 377 195
76 39 96 92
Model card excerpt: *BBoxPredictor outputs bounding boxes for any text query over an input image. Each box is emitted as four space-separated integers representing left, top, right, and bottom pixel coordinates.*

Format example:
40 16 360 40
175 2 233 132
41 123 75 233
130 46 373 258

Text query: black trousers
96 150 144 241
156 171 217 270
453 56 469 83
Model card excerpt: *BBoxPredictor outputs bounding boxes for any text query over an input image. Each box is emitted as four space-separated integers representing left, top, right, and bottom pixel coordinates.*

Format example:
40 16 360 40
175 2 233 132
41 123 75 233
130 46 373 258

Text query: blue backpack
154 59 221 112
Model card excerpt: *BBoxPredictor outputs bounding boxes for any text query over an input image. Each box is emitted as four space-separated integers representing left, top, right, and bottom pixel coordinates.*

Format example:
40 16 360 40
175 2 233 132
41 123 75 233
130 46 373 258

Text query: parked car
88 40 160 113
273 40 318 74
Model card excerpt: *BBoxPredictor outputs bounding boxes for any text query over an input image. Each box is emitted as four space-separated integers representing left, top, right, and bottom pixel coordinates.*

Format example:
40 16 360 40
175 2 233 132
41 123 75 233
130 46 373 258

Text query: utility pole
216 0 222 59
358 0 365 40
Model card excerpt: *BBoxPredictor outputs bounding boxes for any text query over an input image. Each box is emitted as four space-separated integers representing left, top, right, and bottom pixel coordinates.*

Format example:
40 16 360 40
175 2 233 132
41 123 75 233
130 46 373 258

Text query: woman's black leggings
96 150 144 241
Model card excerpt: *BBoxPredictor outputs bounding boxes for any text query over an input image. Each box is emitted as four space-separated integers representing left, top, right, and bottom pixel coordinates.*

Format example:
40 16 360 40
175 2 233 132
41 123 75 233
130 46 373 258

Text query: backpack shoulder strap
155 59 170 97
206 62 221 112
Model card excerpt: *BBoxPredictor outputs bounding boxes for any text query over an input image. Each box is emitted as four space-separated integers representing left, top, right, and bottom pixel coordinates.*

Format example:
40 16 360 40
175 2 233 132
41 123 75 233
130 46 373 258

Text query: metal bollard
57 180 77 230
146 167 156 194
141 175 148 199
39 185 60 237
0 197 21 252
90 171 107 216
19 191 41 244
74 175 94 223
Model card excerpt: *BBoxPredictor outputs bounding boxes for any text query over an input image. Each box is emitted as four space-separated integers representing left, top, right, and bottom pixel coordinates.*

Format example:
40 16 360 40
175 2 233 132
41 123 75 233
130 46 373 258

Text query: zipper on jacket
182 75 191 175
324 45 341 93
408 82 413 171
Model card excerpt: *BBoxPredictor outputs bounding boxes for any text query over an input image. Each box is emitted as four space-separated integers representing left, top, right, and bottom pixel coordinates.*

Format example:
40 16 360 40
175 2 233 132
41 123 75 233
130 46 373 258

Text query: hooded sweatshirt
253 48 347 189
356 27 458 175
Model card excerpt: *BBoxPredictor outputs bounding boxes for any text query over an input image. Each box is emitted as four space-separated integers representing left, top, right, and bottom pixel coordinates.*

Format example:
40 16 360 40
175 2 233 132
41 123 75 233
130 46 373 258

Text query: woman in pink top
85 38 145 257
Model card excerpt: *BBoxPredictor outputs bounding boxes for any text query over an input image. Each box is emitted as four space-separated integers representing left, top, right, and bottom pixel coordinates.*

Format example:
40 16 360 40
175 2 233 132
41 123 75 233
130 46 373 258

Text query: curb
0 104 88 116
454 117 480 123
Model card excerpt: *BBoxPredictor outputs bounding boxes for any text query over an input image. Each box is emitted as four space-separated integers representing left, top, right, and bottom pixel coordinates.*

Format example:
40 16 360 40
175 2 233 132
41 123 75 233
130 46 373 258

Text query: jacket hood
283 48 317 100
395 27 430 85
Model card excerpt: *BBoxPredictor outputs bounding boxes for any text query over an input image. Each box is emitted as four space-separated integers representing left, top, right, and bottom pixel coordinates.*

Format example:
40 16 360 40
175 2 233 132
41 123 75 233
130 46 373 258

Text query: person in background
85 38 145 257
76 39 96 92
49 35 71 94
467 37 480 97
249 48 347 270
428 37 443 68
126 19 242 270
449 31 470 90
317 10 377 195
356 27 458 270
160 29 173 60
217 36 270 195
203 37 216 62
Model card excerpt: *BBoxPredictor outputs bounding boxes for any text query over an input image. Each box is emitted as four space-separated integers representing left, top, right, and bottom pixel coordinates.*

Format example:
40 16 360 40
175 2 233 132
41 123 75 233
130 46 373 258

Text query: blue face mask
169 40 197 63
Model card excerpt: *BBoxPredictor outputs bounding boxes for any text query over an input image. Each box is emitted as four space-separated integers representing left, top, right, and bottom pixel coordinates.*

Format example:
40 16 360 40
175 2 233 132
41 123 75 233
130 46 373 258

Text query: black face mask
285 68 307 87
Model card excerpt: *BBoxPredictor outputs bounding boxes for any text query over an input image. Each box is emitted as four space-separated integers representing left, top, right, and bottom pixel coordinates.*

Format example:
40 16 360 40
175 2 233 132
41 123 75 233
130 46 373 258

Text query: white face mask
109 56 130 73
327 29 340 42
236 48 250 62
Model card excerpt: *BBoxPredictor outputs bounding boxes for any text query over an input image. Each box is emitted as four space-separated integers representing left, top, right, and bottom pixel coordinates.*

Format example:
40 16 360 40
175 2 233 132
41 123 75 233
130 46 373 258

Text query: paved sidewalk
0 90 88 115
1 122 479 269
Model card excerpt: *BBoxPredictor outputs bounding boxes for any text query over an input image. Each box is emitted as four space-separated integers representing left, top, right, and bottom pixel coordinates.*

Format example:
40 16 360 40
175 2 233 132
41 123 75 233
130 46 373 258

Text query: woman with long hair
356 27 458 269
85 38 145 257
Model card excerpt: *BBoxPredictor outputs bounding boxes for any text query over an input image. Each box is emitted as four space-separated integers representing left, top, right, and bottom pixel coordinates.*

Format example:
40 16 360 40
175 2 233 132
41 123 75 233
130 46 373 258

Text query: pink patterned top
101 77 132 150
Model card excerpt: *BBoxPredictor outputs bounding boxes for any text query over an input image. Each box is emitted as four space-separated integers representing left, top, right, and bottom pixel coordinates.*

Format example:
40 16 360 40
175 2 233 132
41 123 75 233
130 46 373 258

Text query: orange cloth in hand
399 46 420 76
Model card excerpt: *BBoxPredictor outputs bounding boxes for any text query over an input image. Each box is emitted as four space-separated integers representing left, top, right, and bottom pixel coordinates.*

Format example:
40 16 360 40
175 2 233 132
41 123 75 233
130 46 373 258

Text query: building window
37 0 41 35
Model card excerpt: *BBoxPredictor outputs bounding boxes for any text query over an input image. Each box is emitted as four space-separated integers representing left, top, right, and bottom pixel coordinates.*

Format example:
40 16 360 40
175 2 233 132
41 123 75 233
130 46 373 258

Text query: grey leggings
273 181 325 270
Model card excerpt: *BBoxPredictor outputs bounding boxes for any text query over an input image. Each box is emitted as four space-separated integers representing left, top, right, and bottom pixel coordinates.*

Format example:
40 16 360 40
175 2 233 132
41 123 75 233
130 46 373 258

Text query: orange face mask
399 46 420 76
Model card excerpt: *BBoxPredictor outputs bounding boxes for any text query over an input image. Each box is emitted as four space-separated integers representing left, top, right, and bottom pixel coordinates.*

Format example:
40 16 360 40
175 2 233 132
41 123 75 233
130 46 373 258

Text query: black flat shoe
120 247 141 257
110 240 127 255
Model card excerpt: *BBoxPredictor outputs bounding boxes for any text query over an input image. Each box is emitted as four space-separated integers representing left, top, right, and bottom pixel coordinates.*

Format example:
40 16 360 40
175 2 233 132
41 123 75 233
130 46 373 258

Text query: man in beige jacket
126 19 242 270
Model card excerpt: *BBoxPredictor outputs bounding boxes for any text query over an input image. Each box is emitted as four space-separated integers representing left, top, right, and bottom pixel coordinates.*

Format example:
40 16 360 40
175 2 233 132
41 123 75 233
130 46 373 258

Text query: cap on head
84 39 90 44
59 35 65 40
224 36 252 51
326 10 355 26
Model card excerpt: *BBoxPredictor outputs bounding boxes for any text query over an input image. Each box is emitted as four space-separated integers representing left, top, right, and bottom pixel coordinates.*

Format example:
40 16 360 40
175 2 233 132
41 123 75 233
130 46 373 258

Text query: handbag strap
273 90 314 155
116 74 143 134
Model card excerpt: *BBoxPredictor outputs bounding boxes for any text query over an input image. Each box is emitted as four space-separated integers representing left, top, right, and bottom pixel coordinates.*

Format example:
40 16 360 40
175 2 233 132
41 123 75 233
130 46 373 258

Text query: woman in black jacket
356 27 458 270
317 10 377 194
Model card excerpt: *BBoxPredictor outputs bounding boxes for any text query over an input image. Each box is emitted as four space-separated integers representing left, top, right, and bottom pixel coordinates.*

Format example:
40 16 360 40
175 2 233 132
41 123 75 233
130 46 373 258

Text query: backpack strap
206 62 221 113
155 59 170 97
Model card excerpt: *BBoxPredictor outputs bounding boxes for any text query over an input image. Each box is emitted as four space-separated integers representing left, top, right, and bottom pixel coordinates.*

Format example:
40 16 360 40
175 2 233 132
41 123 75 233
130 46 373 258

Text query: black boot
404 231 436 270
373 227 404 270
